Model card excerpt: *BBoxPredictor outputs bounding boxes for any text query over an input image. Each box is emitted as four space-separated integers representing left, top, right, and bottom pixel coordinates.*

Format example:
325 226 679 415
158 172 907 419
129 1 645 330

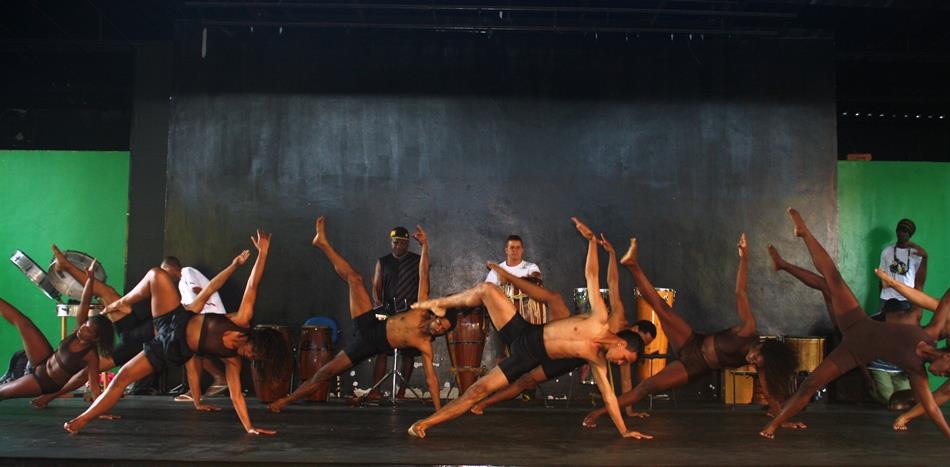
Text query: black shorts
497 314 551 383
31 361 64 394
111 315 156 367
677 333 711 381
142 308 194 372
342 311 392 364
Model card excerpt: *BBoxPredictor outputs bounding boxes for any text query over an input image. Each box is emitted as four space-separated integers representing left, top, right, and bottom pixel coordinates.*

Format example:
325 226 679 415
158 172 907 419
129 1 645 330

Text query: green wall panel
838 161 950 390
0 150 129 373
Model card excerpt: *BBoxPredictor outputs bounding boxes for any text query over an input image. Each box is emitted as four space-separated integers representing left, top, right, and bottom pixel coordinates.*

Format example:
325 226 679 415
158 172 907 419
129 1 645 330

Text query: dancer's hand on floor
621 430 653 440
195 403 221 412
247 427 276 436
781 421 807 429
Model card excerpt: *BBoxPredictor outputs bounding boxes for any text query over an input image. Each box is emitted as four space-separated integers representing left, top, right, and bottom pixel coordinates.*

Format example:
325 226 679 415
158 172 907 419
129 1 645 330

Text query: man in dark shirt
367 226 425 400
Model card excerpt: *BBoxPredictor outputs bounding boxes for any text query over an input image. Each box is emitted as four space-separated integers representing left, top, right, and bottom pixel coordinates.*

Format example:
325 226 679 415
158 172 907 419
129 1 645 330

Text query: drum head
46 250 107 301
10 250 61 301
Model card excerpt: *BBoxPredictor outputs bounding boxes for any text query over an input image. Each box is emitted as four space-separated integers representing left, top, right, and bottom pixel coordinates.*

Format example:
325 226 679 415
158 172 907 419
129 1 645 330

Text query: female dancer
471 234 656 415
583 233 798 436
65 230 291 435
0 261 114 402
759 208 950 439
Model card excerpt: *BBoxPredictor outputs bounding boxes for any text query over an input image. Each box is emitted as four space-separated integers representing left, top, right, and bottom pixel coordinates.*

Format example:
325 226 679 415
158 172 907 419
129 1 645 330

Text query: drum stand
364 348 425 405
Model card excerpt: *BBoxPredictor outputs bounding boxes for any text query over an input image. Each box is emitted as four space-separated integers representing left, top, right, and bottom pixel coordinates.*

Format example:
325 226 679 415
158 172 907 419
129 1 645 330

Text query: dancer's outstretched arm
185 250 250 313
909 372 950 439
419 342 442 410
589 357 652 439
224 357 274 435
734 234 756 338
232 230 270 328
415 225 430 301
874 269 939 311
572 217 608 324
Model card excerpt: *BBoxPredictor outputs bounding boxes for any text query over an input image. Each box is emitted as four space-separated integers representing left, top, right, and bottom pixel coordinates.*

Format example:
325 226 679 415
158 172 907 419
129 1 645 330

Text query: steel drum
10 250 60 300
46 250 107 301
571 288 610 314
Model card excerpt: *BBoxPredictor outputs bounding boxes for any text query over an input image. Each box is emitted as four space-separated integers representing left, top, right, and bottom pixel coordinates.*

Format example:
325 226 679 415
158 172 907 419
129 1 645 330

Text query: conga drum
445 308 488 393
297 325 333 402
251 325 293 402
634 287 676 383
502 281 549 324
571 288 610 315
784 336 825 373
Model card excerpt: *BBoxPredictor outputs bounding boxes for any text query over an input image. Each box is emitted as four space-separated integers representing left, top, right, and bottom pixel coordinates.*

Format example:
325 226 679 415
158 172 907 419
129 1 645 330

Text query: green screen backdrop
0 150 129 371
838 161 950 390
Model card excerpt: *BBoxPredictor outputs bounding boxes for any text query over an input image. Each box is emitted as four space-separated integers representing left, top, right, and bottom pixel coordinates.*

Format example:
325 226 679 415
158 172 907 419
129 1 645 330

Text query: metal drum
502 282 548 324
445 308 488 394
571 288 610 314
634 287 676 383
10 250 60 301
297 325 333 402
784 336 826 373
251 325 294 402
46 250 107 301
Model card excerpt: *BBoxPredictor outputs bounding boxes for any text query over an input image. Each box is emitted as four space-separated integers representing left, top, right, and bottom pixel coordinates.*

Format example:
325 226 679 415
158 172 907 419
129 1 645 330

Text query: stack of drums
251 324 294 403
634 288 676 383
297 325 334 401
445 308 488 393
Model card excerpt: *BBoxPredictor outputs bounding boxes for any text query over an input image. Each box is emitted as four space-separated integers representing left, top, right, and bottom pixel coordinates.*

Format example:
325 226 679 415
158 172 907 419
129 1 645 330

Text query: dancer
0 261 114 402
868 269 950 432
582 233 798 435
470 235 656 415
408 218 650 439
65 230 291 435
267 217 448 412
759 208 950 439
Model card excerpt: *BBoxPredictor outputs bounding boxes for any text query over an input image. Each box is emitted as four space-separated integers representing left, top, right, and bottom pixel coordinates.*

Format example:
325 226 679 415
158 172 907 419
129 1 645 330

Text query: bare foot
622 430 654 440
767 245 785 272
737 233 748 257
470 404 484 415
619 238 638 266
781 421 807 429
759 429 775 439
571 217 595 240
311 216 328 248
51 244 67 272
412 299 446 317
30 394 55 409
581 412 600 428
408 421 426 438
267 399 287 413
893 415 910 431
787 208 808 238
63 419 84 434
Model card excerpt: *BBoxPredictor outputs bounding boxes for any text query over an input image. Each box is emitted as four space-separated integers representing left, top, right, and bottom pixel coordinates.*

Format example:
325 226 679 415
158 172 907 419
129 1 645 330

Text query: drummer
485 235 542 285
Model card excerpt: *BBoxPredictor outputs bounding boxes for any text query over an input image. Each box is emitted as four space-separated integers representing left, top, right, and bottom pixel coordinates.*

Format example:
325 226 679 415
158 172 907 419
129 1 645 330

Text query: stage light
940 115 945 119
916 114 921 118
841 112 848 116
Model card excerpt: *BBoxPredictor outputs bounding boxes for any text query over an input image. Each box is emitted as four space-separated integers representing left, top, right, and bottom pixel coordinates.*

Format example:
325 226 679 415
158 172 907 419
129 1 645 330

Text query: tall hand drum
445 308 488 394
502 281 548 324
634 287 676 383
252 325 293 402
298 326 334 401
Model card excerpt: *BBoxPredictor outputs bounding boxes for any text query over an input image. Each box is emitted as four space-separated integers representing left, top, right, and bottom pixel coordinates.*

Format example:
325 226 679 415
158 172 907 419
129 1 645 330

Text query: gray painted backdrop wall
165 28 837 395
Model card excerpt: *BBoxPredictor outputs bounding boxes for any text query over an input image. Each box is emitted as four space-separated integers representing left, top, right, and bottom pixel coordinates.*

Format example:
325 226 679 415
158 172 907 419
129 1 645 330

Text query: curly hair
88 315 115 357
759 339 798 401
247 327 293 383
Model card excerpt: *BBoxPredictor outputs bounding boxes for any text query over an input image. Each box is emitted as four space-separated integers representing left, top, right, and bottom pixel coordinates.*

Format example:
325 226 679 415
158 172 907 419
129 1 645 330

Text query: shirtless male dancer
470 234 656 415
408 217 650 439
267 217 451 412
759 208 950 439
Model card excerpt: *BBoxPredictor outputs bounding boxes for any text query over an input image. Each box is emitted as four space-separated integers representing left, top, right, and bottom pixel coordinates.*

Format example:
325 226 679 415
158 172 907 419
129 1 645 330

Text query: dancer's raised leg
415 282 517 330
769 244 836 327
311 216 373 317
64 352 155 433
620 239 693 350
787 209 860 319
0 298 54 366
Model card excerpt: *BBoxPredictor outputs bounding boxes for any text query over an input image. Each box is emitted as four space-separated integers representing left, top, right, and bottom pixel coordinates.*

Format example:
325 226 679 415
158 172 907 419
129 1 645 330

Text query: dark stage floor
0 396 945 466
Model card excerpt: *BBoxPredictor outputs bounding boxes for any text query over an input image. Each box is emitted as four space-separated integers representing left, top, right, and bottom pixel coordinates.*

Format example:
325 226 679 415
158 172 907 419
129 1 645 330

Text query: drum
571 288 610 314
445 308 488 394
634 287 676 383
251 325 293 402
502 282 548 324
784 336 825 373
10 250 60 301
297 325 334 402
46 250 107 301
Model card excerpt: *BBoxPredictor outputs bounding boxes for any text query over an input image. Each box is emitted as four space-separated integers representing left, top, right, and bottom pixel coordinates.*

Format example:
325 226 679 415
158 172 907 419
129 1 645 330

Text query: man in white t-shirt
485 235 541 285
868 218 928 407
174 266 228 400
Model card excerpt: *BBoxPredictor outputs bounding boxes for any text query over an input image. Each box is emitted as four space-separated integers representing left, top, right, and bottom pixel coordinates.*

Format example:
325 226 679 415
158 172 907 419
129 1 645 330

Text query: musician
267 217 450 412
485 235 541 285
408 218 652 439
367 226 425 400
